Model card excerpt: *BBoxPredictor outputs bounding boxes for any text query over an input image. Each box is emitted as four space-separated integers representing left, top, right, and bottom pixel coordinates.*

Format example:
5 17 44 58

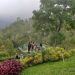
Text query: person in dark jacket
15 53 20 59
31 42 35 51
28 42 32 53
40 43 42 47
40 43 42 50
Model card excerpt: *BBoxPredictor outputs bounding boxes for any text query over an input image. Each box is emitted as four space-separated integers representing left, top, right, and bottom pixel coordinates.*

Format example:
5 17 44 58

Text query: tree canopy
32 0 75 46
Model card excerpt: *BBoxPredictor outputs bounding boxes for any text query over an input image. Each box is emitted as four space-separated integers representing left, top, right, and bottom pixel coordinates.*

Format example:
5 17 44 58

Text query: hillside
1 18 75 49
1 18 34 45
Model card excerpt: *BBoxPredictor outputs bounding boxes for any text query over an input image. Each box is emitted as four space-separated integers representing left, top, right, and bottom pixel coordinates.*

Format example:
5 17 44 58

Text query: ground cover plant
0 59 23 75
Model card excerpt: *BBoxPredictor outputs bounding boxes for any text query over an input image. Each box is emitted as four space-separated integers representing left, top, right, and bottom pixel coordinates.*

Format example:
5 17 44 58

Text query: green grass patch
21 54 75 75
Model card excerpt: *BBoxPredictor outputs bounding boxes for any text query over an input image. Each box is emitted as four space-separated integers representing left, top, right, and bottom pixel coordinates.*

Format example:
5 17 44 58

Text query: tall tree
32 0 75 46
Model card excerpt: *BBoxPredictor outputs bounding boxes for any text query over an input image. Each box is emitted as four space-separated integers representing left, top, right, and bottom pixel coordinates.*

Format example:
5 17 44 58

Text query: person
31 42 35 51
35 43 40 51
28 42 32 53
40 43 42 47
15 53 20 59
40 43 42 50
34 42 37 51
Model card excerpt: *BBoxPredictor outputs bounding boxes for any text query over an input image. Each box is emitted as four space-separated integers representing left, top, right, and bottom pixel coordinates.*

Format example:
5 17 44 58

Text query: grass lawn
21 54 75 75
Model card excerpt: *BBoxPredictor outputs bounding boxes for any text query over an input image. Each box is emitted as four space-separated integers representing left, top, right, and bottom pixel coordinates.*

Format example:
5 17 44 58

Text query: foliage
20 52 43 67
20 47 73 68
48 47 71 61
49 32 65 46
0 51 9 61
0 60 23 75
33 52 43 65
42 50 49 62
0 15 75 49
2 18 33 45
20 56 34 67
32 0 75 46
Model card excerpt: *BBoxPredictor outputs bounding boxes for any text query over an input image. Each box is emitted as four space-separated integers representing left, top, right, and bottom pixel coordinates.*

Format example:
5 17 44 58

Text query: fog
0 0 40 28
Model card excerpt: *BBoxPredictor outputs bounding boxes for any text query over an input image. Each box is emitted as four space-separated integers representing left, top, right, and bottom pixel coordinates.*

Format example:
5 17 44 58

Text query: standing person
28 42 32 53
15 53 20 59
40 43 42 47
40 43 42 50
31 42 35 51
34 42 37 51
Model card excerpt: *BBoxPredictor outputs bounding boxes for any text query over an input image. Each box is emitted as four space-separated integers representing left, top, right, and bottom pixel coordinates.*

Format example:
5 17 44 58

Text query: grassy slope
21 54 75 75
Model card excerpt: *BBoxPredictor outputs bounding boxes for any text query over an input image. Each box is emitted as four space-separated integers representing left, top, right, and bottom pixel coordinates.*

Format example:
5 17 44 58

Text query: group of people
28 41 42 53
15 41 43 59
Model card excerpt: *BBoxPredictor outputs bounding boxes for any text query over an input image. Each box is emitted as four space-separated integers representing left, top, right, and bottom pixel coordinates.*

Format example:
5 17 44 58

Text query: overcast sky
0 0 40 28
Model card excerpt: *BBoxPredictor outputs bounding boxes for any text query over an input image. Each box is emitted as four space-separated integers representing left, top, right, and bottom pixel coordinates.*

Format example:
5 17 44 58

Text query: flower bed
0 59 23 75
20 47 74 68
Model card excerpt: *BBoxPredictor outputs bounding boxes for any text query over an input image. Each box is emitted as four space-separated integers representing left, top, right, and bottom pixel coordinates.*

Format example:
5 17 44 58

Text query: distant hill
1 18 34 45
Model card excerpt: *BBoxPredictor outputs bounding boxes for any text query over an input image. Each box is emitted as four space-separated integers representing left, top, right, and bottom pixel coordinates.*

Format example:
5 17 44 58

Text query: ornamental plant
20 56 34 67
20 47 73 68
0 59 23 75
42 50 49 62
47 47 71 61
33 52 43 65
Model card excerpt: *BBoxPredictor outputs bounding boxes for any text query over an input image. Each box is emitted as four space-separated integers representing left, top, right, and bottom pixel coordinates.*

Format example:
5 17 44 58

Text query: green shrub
70 49 75 54
0 52 9 61
63 51 71 58
42 50 49 62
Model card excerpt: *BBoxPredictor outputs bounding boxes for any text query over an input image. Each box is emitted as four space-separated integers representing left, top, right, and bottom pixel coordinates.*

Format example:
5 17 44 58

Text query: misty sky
0 0 40 28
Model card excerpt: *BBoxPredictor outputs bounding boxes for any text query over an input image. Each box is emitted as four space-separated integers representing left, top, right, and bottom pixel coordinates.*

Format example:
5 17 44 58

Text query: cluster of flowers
0 59 23 75
20 52 43 68
43 47 71 61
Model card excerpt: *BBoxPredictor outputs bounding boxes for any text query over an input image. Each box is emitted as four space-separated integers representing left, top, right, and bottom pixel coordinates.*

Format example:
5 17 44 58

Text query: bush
20 56 34 67
0 52 9 61
20 47 73 68
42 50 49 62
33 52 43 65
0 59 23 75
47 47 71 61
63 51 71 58
70 49 75 54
